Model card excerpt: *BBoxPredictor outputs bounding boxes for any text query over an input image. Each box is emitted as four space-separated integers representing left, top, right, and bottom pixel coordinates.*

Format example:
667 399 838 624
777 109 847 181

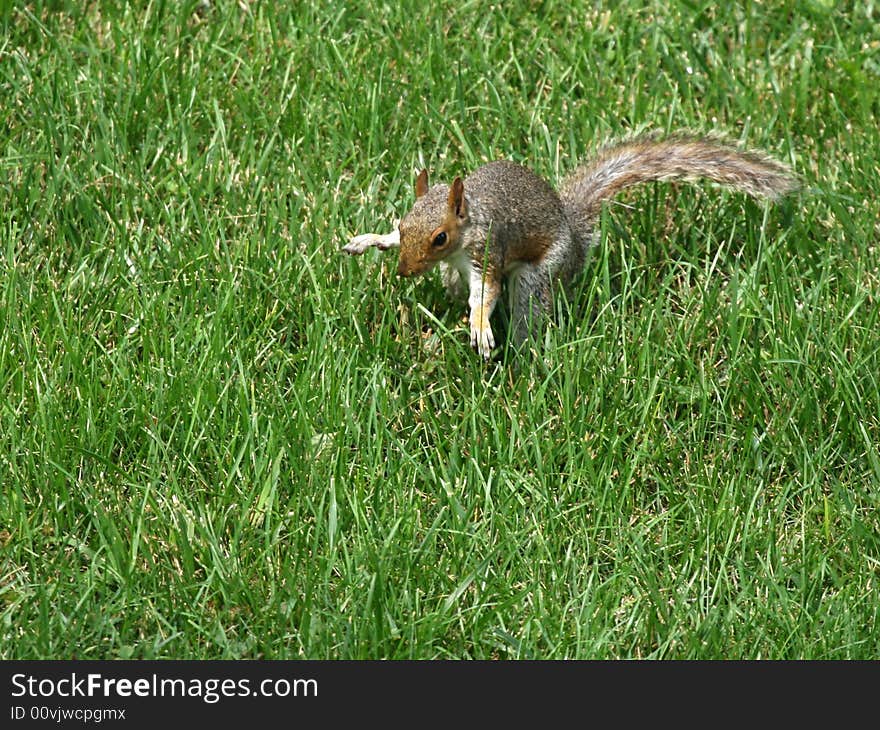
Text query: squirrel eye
432 231 448 248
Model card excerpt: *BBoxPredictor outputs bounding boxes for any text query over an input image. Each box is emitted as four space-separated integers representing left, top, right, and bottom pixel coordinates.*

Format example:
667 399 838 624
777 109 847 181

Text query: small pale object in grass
343 226 400 255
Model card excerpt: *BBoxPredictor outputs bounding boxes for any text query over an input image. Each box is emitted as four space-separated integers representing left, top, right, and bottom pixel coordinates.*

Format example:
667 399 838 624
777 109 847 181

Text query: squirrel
343 133 797 358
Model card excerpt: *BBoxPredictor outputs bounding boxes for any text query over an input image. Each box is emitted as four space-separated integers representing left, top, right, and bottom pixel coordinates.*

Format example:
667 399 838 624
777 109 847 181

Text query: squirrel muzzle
397 255 430 278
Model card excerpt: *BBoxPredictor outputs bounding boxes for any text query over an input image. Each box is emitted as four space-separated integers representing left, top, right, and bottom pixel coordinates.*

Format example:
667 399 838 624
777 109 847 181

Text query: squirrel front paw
343 233 382 255
343 226 400 255
470 319 496 360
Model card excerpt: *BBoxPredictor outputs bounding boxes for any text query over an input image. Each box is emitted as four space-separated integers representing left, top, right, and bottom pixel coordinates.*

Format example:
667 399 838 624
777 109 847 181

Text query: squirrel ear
448 177 466 218
415 169 429 198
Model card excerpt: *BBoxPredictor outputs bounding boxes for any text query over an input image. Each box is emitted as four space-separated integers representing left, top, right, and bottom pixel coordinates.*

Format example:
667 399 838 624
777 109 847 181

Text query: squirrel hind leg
508 263 553 351
508 229 586 352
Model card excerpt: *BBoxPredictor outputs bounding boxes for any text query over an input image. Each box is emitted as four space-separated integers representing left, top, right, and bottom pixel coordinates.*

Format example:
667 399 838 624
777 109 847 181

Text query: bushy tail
559 134 798 236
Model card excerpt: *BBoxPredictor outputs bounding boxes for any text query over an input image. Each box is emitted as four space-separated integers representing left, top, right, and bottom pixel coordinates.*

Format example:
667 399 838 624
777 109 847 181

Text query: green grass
1 0 878 659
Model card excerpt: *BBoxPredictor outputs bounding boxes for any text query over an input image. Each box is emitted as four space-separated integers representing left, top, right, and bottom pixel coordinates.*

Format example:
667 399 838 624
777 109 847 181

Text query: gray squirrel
344 133 797 358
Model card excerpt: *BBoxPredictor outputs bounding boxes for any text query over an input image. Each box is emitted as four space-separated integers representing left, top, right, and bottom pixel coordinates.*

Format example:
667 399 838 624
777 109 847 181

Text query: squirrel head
397 170 469 277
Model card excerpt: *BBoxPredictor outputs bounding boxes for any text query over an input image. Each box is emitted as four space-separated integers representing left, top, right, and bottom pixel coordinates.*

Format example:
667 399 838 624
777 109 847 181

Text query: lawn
1 0 878 658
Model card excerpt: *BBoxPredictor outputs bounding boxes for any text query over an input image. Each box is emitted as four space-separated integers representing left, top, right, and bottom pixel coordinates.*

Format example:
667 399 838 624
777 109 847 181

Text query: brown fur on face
397 171 469 277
